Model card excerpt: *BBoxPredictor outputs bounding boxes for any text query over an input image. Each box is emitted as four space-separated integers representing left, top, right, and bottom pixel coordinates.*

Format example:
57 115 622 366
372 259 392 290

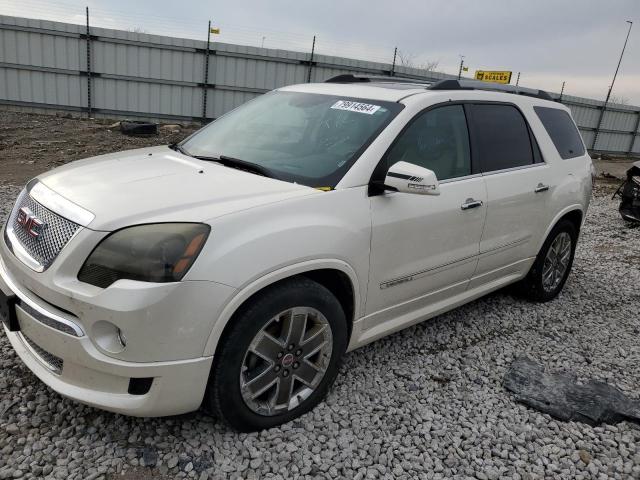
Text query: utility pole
457 55 465 80
592 20 633 150
85 6 92 118
261 36 265 48
558 81 566 103
391 47 397 77
515 72 520 86
202 20 212 123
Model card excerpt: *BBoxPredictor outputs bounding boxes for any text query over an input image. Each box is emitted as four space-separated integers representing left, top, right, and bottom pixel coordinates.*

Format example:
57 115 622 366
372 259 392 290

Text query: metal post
628 110 640 156
202 20 211 123
592 20 633 150
307 35 316 83
457 55 464 80
558 81 566 103
390 47 397 77
85 7 92 118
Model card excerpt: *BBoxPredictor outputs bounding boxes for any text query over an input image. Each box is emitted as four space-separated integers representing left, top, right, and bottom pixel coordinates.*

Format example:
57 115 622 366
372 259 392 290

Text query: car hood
36 146 318 231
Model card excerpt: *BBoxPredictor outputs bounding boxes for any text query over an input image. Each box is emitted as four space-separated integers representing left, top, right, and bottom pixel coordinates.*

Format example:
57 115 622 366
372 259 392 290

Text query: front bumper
0 245 234 417
3 323 212 416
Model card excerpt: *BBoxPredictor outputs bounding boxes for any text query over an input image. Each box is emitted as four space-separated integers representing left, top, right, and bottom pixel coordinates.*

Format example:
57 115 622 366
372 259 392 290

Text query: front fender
202 258 361 356
187 187 372 356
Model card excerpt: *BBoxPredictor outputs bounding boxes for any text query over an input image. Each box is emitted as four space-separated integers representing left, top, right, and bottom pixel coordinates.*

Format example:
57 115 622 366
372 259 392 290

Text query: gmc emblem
16 207 45 238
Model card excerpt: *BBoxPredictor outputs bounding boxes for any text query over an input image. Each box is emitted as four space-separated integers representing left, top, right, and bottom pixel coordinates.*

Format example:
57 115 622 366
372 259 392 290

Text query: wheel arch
537 205 583 253
203 259 361 357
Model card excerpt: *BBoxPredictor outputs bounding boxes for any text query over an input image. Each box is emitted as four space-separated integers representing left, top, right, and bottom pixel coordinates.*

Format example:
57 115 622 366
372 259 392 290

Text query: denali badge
16 207 45 238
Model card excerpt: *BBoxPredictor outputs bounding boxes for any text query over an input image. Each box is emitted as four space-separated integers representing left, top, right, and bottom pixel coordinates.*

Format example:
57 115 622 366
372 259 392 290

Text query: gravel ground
1 113 640 479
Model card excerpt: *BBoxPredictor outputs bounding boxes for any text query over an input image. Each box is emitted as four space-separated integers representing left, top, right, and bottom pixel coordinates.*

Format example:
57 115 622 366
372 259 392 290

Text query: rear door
467 103 555 288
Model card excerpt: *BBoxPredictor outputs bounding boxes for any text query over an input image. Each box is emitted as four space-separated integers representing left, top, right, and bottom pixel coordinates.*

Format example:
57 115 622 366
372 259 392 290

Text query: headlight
78 223 210 288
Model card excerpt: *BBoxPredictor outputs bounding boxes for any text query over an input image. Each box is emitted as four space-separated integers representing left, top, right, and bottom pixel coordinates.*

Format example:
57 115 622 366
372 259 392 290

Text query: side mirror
383 161 440 195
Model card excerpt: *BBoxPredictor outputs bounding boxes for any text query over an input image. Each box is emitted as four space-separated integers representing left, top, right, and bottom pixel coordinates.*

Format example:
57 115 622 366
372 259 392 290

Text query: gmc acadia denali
0 76 592 431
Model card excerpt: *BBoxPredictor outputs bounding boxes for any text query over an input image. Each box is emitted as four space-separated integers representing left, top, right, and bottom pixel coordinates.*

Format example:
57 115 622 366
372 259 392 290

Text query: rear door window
470 104 534 173
534 106 585 159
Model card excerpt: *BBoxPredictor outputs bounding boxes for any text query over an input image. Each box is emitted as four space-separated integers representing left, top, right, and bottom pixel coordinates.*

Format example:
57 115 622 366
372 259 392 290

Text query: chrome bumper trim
20 332 63 374
0 255 84 337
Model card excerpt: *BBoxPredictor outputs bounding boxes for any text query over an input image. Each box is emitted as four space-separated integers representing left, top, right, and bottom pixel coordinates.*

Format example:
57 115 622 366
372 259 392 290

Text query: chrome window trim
28 181 95 227
438 173 483 185
480 162 548 177
0 255 84 336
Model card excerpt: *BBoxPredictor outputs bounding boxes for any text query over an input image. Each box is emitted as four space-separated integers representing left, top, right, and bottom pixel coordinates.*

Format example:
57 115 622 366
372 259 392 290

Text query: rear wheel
204 277 347 431
519 219 578 302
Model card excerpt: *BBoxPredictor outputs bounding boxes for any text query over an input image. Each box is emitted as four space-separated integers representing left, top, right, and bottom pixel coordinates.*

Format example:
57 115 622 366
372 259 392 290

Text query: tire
204 277 348 431
519 219 578 302
119 120 158 136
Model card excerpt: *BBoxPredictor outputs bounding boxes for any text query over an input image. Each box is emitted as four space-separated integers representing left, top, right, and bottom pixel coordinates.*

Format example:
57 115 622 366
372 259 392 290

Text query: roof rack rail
325 74 433 85
324 75 555 102
428 79 555 101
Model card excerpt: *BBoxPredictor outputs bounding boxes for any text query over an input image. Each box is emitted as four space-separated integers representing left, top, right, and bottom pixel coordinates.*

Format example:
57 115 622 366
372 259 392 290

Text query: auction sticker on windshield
331 100 381 115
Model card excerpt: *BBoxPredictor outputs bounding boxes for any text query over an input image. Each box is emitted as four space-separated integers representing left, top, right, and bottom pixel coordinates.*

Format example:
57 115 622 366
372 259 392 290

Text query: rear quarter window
534 106 585 159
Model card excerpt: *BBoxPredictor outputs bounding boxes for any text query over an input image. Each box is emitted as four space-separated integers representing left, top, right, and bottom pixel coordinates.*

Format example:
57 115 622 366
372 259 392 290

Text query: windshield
181 91 402 188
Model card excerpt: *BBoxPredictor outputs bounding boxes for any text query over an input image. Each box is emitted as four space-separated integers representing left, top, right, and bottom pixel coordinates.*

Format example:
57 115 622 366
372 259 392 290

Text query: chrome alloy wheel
240 307 333 416
542 231 572 293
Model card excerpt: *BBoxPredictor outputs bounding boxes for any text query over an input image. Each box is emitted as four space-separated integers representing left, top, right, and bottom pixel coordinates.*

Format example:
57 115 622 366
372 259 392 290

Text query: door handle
534 183 550 193
461 198 483 210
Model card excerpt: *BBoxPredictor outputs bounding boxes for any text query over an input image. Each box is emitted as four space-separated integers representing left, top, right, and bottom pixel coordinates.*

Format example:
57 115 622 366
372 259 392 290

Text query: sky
2 0 639 104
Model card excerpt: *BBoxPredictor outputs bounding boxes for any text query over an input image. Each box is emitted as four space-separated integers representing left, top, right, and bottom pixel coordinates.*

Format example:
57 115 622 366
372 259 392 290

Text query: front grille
7 190 81 270
21 333 64 374
78 263 121 289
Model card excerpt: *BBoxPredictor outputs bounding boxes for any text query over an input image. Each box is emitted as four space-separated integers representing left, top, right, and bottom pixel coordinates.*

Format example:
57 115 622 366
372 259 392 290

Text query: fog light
92 320 127 354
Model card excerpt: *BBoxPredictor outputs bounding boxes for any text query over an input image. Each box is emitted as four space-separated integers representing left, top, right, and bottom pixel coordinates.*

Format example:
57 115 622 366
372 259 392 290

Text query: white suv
0 76 592 431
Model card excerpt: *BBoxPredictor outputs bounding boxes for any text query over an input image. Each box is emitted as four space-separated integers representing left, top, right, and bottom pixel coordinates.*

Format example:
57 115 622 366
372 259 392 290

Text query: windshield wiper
194 154 277 179
169 143 191 156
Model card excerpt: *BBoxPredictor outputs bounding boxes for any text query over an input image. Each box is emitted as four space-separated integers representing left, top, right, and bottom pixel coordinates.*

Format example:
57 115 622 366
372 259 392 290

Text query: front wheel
204 277 347 431
519 219 578 302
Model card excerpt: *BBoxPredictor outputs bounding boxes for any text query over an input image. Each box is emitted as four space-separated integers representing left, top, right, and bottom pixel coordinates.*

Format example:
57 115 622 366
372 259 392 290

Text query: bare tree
418 60 440 72
396 50 440 73
396 50 417 67
609 94 630 105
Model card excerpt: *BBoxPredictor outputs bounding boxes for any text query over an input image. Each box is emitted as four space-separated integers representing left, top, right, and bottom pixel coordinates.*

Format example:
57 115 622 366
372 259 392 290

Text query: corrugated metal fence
1 14 639 156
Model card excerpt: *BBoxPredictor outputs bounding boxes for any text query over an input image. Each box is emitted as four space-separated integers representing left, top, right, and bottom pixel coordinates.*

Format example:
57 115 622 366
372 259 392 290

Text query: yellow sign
475 70 512 84
210 27 220 34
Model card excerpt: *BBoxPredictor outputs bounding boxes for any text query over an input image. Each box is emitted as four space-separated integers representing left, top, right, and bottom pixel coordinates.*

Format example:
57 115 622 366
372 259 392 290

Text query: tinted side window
386 105 471 181
471 104 534 172
534 106 585 159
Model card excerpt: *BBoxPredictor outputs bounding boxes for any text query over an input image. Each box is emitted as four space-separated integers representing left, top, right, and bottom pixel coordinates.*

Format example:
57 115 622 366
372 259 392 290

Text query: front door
365 104 487 331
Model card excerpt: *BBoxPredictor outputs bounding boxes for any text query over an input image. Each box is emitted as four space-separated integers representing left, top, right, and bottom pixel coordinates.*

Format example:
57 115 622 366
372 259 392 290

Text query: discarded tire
120 120 158 136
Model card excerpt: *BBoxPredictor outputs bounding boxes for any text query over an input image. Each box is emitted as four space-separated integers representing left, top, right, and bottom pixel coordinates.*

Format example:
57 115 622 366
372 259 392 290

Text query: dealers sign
474 70 512 84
